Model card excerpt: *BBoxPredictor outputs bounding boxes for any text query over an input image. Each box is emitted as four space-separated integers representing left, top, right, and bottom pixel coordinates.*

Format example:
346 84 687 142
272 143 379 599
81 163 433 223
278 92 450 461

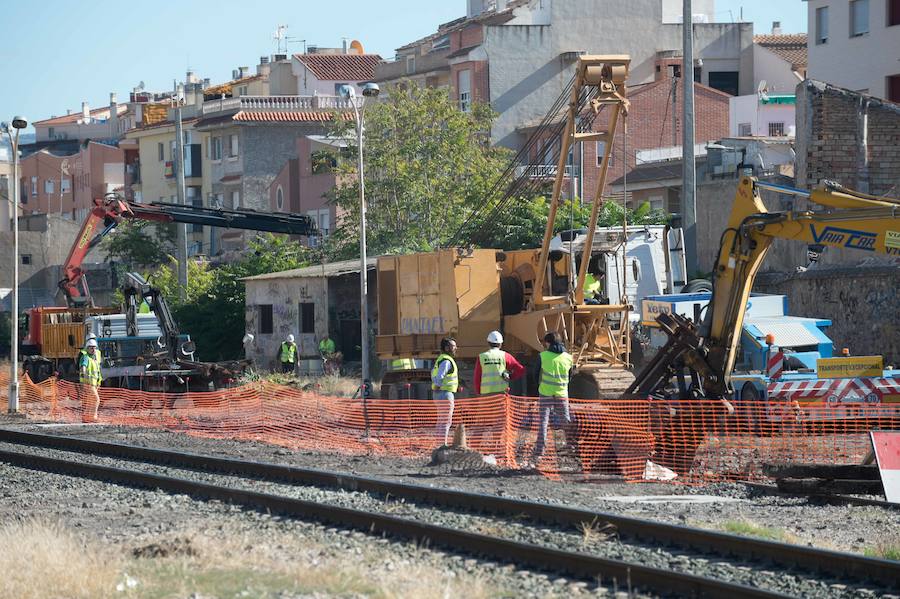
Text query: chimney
203 78 211 88
342 39 348 54
110 92 118 107
82 102 90 120
232 69 240 80
257 56 271 77
772 21 782 35
239 66 250 79
67 109 72 115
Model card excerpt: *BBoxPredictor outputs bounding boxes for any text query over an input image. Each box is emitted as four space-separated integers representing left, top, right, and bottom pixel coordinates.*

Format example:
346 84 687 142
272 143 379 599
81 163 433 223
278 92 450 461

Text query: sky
0 1 806 135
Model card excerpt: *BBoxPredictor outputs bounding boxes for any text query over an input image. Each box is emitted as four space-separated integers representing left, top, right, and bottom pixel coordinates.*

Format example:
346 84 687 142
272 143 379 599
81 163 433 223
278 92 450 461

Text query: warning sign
870 431 900 503
886 230 900 250
816 356 883 379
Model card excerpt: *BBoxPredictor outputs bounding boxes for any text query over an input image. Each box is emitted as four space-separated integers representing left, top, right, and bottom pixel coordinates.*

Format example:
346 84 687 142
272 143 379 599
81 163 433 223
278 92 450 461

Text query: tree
102 220 176 269
170 235 309 361
324 85 511 259
476 196 669 250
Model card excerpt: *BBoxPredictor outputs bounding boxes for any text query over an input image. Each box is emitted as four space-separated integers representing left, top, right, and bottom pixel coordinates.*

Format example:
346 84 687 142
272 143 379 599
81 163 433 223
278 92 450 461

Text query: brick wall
450 60 490 104
796 79 900 196
755 266 900 367
581 78 730 202
451 23 484 52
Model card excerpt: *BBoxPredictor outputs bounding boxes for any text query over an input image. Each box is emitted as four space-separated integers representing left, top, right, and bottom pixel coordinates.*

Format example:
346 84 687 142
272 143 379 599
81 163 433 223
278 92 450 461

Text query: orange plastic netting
6 373 898 483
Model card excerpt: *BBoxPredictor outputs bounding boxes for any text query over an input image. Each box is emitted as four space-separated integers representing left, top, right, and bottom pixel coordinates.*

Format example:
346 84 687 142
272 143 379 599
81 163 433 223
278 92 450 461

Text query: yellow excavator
627 176 900 402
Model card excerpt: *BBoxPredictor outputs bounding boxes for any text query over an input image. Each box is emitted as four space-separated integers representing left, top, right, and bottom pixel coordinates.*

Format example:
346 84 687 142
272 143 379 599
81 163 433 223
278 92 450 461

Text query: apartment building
806 0 900 101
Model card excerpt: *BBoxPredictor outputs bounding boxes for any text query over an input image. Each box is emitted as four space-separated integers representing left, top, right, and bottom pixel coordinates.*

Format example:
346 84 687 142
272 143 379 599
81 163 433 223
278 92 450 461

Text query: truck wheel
680 279 713 293
739 383 763 435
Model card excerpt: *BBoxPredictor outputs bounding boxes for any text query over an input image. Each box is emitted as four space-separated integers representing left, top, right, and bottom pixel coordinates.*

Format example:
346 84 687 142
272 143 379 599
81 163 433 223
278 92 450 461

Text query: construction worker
474 331 525 395
431 337 458 445
532 331 574 461
318 334 340 375
78 333 103 370
278 334 298 374
79 338 102 423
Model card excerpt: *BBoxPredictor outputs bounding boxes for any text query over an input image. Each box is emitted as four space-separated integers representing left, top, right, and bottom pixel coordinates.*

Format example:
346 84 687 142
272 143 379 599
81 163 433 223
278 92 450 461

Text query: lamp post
2 116 28 413
339 82 379 438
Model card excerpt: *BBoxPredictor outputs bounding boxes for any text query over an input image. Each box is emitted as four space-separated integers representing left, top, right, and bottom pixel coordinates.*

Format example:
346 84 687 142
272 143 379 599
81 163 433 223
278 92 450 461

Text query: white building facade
806 0 900 101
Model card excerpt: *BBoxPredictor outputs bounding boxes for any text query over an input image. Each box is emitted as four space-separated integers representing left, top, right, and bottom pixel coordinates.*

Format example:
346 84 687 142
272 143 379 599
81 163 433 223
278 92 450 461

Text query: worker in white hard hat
78 333 103 372
278 334 299 375
474 330 525 396
79 338 103 423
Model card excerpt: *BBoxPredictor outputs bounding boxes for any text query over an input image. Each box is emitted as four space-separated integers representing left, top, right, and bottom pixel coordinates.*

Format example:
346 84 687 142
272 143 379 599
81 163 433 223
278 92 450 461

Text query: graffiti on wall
400 316 446 335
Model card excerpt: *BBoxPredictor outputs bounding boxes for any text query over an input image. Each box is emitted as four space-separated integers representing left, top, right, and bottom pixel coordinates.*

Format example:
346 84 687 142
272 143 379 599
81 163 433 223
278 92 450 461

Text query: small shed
242 258 377 372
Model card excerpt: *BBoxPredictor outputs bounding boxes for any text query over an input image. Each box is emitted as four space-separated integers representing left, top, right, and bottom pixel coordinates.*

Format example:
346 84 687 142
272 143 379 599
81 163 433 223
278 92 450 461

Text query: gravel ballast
0 432 897 598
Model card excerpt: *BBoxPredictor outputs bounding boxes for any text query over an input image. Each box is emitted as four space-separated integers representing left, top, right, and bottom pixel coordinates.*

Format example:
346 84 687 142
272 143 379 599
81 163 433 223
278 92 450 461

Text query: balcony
165 144 202 179
201 95 354 116
374 49 452 83
514 164 577 180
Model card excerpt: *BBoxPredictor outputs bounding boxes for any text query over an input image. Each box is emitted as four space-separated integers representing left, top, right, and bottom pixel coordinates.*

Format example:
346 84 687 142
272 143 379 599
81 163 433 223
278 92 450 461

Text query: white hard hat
86 339 98 348
487 331 504 344
287 334 295 343
86 333 97 340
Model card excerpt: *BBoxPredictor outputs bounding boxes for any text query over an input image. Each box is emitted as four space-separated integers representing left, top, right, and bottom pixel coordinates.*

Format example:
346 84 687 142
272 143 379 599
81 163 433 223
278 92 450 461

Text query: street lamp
2 115 28 413
339 82 379 438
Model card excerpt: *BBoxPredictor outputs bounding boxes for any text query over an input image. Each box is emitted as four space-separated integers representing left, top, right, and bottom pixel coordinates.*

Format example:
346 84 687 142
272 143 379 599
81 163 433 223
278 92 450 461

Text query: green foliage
476 197 669 250
102 220 176 268
170 235 308 361
324 85 511 259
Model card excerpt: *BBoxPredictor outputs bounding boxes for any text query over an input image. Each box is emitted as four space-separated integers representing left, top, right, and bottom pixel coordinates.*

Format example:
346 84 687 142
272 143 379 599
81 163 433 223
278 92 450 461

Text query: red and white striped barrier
870 431 900 503
766 346 784 381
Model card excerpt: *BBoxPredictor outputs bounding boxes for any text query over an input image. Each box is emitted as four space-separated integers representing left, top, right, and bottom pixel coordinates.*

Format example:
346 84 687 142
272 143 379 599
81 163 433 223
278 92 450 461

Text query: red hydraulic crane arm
59 194 317 307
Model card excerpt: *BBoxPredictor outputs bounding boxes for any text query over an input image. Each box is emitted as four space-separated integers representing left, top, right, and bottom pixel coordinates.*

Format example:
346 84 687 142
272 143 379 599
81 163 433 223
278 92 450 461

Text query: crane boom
59 194 317 307
627 176 900 400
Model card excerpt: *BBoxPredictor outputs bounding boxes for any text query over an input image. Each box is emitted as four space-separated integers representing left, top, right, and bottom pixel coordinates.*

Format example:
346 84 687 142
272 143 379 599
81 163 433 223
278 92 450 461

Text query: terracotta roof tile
754 33 808 69
34 104 130 126
232 110 353 123
293 53 382 81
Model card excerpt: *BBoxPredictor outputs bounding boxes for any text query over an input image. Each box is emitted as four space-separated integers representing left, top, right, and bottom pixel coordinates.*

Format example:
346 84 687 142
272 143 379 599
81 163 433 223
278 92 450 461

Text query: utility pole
682 0 698 275
173 82 189 299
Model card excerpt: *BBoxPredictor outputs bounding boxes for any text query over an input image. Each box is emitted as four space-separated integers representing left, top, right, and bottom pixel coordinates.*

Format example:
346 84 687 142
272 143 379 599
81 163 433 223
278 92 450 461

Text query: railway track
0 429 897 598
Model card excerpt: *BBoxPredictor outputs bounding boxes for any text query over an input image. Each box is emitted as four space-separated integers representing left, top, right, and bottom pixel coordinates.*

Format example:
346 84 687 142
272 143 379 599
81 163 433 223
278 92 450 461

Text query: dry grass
719 519 798 543
578 519 618 547
242 371 368 398
0 519 496 598
0 518 124 599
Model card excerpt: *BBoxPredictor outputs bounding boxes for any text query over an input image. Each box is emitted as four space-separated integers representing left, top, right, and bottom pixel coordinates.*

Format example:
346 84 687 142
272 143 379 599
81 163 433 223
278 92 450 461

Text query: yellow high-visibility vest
538 350 573 397
478 348 508 394
431 354 458 392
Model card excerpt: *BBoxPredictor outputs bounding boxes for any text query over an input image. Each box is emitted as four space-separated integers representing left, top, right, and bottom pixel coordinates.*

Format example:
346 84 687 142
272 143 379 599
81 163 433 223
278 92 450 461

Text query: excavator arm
627 176 900 400
58 194 317 307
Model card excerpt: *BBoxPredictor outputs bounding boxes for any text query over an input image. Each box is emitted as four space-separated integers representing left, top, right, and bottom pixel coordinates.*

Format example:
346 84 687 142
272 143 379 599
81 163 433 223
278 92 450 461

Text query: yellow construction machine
627 176 900 401
377 55 637 399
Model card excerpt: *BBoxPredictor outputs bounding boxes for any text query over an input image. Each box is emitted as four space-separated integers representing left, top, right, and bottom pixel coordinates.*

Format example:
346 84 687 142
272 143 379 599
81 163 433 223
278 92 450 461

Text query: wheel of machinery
680 279 713 293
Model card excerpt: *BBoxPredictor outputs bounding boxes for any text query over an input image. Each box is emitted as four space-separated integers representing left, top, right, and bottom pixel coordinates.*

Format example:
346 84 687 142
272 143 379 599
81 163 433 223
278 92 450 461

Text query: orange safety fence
3 372 899 483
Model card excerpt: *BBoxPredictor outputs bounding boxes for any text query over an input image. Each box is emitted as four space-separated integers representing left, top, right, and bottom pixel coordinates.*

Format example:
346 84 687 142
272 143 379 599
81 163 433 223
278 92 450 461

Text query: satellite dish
349 40 364 54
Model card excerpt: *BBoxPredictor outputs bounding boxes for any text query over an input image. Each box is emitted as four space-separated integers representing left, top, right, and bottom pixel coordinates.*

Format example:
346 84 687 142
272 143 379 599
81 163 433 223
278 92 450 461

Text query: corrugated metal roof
242 257 377 281
744 317 825 348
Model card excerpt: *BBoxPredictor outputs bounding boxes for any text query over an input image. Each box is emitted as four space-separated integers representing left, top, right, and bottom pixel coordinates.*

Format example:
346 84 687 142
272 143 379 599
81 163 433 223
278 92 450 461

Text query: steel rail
742 481 898 510
1 428 897 588
0 444 786 599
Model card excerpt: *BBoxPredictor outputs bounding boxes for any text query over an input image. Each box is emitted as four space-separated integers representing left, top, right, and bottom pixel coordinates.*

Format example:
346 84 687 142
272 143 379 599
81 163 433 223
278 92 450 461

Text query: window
890 0 900 27
228 134 239 157
851 0 869 36
458 69 472 112
231 190 240 209
406 54 416 75
210 137 222 161
708 71 739 96
158 142 165 161
276 186 284 211
31 176 37 196
20 178 27 203
317 209 330 236
647 195 664 212
48 127 55 139
21 255 31 265
815 6 829 44
888 74 900 103
44 179 55 195
60 178 71 193
738 122 752 136
299 302 315 334
596 141 615 167
258 305 274 334
768 122 786 137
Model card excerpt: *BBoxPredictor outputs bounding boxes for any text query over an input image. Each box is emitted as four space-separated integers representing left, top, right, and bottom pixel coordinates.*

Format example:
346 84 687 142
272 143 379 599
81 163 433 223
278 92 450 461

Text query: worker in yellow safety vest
431 337 458 445
532 331 574 460
474 331 525 395
278 334 298 374
79 339 103 423
78 333 103 370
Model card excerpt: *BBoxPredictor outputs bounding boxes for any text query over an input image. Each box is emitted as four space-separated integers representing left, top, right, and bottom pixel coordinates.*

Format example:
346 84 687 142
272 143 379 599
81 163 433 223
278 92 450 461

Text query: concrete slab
599 494 744 504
